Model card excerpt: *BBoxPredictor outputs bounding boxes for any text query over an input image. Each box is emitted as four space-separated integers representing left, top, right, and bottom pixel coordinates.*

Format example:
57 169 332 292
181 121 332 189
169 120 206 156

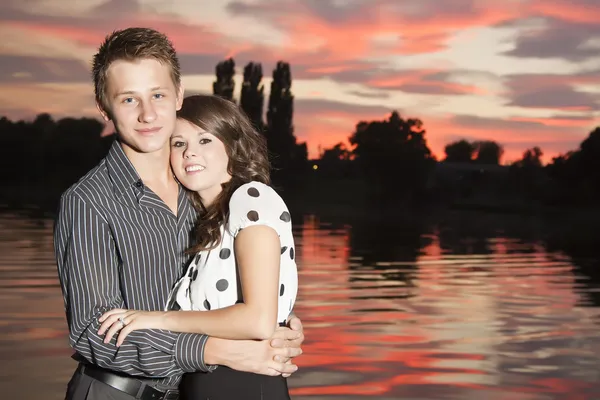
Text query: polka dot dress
166 181 298 325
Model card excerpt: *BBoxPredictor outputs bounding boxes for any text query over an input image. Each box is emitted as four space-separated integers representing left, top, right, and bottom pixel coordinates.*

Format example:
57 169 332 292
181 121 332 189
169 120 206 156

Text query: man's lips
135 127 162 134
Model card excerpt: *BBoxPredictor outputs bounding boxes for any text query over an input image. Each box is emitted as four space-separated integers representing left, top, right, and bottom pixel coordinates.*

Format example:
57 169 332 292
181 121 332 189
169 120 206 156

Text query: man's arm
202 316 305 377
54 192 211 377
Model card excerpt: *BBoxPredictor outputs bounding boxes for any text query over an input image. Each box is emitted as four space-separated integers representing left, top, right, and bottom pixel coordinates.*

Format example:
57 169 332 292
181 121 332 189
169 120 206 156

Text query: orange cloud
253 2 522 64
530 0 600 23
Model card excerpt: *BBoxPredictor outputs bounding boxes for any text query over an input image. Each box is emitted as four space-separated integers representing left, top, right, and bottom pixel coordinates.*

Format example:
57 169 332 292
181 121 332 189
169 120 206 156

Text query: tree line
0 58 598 211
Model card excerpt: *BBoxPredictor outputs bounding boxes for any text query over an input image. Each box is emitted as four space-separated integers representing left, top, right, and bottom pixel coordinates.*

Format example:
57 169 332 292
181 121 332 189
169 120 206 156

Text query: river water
1 210 599 399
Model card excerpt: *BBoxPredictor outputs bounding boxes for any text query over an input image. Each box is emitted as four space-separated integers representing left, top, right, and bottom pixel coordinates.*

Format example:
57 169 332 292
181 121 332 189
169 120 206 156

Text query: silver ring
118 316 126 327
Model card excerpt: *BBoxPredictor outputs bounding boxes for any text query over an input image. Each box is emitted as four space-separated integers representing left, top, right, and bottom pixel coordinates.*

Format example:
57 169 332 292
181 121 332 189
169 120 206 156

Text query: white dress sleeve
227 181 292 237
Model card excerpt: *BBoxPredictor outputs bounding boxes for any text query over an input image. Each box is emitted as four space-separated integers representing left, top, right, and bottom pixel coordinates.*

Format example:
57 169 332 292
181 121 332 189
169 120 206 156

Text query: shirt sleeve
227 182 292 237
54 191 212 377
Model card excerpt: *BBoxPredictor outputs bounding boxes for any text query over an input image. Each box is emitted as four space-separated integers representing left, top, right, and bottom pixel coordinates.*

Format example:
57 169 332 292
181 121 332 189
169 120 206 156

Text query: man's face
98 58 184 156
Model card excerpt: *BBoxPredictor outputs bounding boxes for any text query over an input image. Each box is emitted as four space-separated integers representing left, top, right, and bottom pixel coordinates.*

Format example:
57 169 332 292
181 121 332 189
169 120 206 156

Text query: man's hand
204 316 304 377
271 316 304 377
204 336 301 376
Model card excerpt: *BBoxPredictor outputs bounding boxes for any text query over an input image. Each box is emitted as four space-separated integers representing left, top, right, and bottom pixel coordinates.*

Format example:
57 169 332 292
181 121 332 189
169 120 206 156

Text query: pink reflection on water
289 215 600 398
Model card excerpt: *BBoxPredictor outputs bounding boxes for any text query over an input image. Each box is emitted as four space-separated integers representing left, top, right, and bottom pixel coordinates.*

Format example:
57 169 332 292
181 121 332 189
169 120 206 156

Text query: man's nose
138 100 157 123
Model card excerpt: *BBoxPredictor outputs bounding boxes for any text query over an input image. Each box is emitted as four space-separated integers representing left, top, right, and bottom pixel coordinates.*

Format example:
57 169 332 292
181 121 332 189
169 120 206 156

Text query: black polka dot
280 284 285 296
193 254 201 264
247 210 259 221
247 187 260 197
216 279 229 292
187 267 194 278
204 299 211 310
279 211 291 222
281 246 288 255
219 248 231 259
290 247 295 260
192 270 199 281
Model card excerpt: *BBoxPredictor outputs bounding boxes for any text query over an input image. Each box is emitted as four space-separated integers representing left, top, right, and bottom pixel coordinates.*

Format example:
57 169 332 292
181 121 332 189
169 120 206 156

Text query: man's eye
123 98 134 104
153 93 164 99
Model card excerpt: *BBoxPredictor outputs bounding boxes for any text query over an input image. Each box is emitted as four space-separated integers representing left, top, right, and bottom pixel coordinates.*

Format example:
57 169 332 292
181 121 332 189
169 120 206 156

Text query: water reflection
1 211 599 399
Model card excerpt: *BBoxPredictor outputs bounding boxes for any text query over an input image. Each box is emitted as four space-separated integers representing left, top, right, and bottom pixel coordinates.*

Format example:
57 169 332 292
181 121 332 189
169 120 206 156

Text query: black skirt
180 367 291 400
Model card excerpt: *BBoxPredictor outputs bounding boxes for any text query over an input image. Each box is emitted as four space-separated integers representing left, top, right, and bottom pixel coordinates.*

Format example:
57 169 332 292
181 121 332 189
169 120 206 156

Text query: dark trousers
65 367 135 400
180 367 290 400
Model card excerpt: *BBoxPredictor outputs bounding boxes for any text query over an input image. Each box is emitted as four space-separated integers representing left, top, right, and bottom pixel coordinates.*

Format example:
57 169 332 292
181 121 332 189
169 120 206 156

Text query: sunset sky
1 0 599 162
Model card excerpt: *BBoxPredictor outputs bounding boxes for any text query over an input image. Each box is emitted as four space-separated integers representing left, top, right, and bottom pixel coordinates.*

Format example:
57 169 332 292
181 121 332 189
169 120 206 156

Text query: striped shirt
54 139 212 390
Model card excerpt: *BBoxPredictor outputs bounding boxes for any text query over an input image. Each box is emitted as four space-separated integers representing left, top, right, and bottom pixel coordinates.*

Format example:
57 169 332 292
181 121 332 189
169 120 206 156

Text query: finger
265 368 281 377
282 359 293 378
288 317 303 332
274 355 290 363
116 325 133 347
268 360 298 375
280 346 302 359
271 330 301 347
98 314 122 334
98 309 126 322
104 319 126 344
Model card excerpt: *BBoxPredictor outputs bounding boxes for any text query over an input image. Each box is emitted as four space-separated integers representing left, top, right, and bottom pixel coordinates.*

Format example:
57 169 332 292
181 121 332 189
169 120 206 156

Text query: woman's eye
172 141 185 147
199 138 212 145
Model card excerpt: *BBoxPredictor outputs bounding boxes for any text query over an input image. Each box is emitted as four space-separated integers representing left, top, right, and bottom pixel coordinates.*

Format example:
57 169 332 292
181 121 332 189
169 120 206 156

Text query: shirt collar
106 139 143 198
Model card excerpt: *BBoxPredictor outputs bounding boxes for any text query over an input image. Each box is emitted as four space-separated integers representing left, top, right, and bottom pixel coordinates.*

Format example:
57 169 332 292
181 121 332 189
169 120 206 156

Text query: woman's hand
98 308 167 347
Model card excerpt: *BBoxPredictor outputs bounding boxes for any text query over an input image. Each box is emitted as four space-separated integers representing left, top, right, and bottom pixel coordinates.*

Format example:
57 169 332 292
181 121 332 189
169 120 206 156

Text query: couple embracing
54 27 303 400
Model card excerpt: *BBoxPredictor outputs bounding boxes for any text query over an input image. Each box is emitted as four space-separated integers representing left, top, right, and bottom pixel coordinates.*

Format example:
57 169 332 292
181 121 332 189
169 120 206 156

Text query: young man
54 27 304 400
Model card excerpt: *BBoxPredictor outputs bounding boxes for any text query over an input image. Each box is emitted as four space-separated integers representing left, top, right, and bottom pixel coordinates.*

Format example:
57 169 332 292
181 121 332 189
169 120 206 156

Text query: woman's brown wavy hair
176 95 271 253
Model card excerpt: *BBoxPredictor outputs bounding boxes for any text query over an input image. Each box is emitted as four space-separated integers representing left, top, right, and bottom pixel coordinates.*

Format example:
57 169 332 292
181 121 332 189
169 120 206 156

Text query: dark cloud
227 0 489 26
452 114 555 132
295 98 392 117
509 86 598 110
0 55 91 83
179 53 230 76
395 83 466 95
504 71 600 110
346 90 390 99
503 18 600 62
92 0 141 16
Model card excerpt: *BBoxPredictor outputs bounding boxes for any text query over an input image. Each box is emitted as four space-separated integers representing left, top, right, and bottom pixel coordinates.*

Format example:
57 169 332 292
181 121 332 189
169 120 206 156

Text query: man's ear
176 83 185 111
96 101 111 122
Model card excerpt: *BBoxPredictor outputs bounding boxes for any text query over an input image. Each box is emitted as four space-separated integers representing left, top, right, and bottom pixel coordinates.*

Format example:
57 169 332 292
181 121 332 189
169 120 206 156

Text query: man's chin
120 139 170 155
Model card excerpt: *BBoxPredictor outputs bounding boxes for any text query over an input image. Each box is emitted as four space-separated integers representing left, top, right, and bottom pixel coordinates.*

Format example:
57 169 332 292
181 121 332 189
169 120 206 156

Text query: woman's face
170 118 231 204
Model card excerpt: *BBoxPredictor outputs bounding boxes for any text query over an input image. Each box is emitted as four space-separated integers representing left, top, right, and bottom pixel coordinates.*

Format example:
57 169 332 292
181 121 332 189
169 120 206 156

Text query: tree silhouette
265 61 308 181
240 62 265 131
213 58 236 101
513 146 543 169
444 140 475 162
349 111 435 201
0 114 112 209
545 127 600 205
473 140 504 165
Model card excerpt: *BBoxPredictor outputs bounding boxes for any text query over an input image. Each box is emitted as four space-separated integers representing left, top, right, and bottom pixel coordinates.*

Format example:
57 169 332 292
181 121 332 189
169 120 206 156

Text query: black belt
77 364 179 400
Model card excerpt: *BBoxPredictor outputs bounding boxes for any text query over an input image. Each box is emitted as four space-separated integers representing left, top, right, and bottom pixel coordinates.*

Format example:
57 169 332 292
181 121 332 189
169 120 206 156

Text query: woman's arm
162 224 281 339
98 224 282 344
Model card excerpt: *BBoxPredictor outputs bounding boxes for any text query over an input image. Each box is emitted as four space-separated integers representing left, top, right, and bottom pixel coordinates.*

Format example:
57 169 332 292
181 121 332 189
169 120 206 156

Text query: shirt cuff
174 333 217 373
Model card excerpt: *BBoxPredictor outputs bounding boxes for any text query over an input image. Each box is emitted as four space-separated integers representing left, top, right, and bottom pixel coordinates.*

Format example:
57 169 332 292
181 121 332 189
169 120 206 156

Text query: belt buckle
162 389 179 400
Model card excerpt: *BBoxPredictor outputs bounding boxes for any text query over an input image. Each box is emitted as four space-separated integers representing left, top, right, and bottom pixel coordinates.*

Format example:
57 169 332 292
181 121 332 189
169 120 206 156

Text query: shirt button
135 180 143 188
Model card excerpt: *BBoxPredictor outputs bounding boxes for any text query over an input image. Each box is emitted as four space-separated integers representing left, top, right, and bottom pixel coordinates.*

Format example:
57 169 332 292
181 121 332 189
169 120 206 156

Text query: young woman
98 94 298 399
